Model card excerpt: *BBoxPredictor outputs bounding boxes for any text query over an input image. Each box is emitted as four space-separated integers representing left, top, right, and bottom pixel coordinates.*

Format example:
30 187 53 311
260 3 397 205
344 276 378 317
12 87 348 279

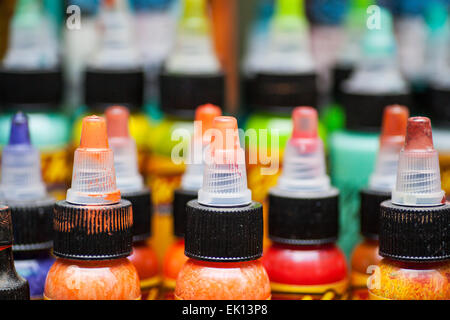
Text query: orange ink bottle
370 117 450 300
175 116 271 300
44 116 141 300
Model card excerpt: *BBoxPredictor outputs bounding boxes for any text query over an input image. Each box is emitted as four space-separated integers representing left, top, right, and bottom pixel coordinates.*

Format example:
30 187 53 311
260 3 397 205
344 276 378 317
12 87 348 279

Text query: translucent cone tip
211 116 240 153
195 104 222 134
404 117 434 152
392 116 445 206
106 106 130 138
292 106 318 139
8 112 31 146
79 116 109 149
381 105 409 141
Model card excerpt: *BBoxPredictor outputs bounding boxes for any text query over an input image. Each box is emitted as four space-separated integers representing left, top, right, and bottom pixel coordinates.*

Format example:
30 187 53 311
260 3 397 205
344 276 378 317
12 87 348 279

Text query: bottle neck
0 245 16 271
272 242 337 251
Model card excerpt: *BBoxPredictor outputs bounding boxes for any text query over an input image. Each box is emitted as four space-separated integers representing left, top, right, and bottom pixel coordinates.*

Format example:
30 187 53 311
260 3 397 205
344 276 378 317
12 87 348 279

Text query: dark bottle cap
7 198 55 252
332 65 353 104
159 72 225 118
53 200 133 260
429 86 450 125
379 201 450 261
121 188 152 243
173 188 198 238
84 67 145 112
341 91 411 131
185 200 263 262
0 206 13 246
360 189 391 240
268 189 339 245
0 67 63 110
0 207 30 300
244 72 318 115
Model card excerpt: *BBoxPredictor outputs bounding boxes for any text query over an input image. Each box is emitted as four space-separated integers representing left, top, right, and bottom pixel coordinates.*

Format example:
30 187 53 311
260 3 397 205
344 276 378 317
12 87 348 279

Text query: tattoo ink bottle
0 206 29 300
370 117 450 300
263 107 348 300
175 116 271 300
106 106 159 300
0 112 55 300
351 105 409 300
162 104 221 299
44 116 141 300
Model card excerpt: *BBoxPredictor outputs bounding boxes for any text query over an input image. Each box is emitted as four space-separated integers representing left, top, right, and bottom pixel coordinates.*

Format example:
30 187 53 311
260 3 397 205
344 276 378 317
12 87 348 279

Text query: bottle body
44 258 141 300
162 238 187 299
369 258 450 300
263 243 348 300
329 130 379 256
350 238 381 300
14 250 54 300
0 245 30 300
128 241 160 300
175 259 271 300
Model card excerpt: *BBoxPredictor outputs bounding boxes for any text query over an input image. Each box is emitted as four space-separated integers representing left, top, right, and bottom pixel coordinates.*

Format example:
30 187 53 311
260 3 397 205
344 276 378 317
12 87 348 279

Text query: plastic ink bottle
106 106 159 300
0 0 71 201
0 112 55 300
149 0 225 263
0 206 29 300
243 0 319 248
330 8 411 256
370 117 450 300
351 105 409 300
72 0 150 179
44 116 140 300
175 116 271 300
262 107 348 300
162 104 222 300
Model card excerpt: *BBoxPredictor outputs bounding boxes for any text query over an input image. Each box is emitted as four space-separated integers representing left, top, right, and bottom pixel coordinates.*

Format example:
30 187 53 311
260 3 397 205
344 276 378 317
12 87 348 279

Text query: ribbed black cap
342 91 411 131
429 87 450 125
84 67 145 111
0 207 13 246
379 201 450 261
7 198 55 252
360 189 391 240
173 188 197 238
0 207 30 300
268 189 339 245
332 65 353 104
159 72 225 118
185 200 263 262
0 67 63 110
245 72 318 114
53 200 133 260
121 188 152 243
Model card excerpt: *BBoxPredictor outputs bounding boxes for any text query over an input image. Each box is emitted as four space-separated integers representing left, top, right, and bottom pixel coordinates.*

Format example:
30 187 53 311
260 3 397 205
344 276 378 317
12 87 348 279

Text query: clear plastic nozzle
0 112 47 202
67 116 121 205
182 104 222 191
198 116 252 207
369 105 409 192
90 0 141 69
261 0 314 74
3 0 58 69
276 107 330 192
106 106 144 193
392 117 445 206
164 0 221 74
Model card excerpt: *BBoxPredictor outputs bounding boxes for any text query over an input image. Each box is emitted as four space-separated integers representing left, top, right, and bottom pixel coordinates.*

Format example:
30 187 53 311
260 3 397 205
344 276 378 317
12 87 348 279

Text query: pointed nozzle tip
211 116 240 152
381 105 409 139
79 115 109 149
404 117 434 151
196 104 222 135
292 106 318 139
106 105 130 138
9 111 31 145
